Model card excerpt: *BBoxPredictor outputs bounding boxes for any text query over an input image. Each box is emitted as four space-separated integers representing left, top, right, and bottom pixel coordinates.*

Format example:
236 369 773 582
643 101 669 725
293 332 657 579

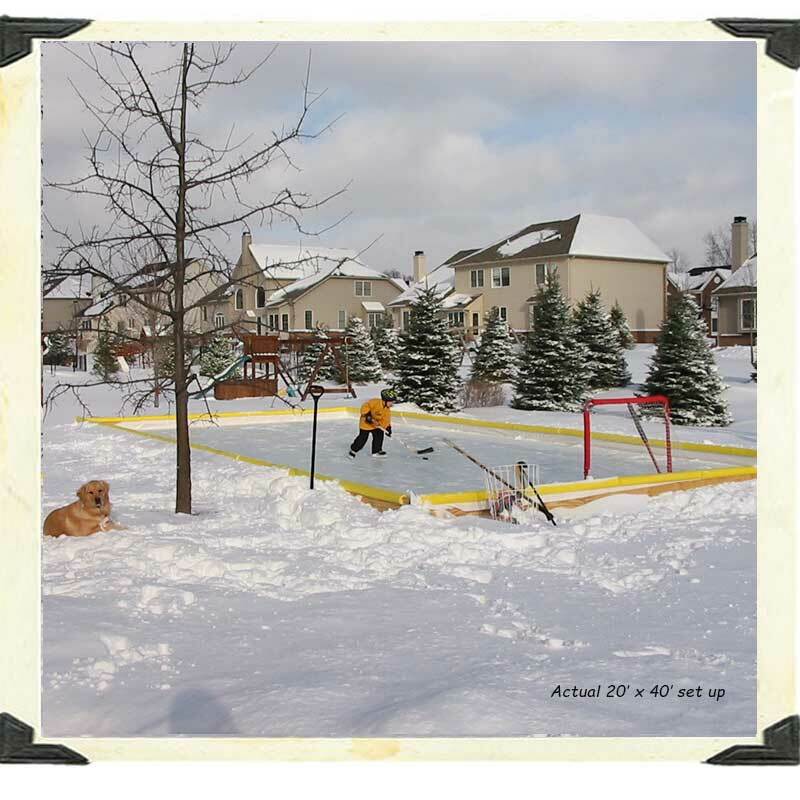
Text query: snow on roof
43 275 93 300
498 228 561 256
668 268 730 292
248 244 359 281
387 249 478 307
361 301 386 312
567 214 669 262
715 256 757 291
80 296 116 317
265 259 403 307
457 213 669 266
441 292 477 309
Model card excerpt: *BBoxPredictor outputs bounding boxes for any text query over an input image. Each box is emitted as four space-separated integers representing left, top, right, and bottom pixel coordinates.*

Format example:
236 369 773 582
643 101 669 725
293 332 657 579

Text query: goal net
484 462 542 523
582 395 672 479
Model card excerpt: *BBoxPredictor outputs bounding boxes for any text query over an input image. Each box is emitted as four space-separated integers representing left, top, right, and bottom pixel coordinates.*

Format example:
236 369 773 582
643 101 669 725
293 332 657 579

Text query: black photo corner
0 13 797 767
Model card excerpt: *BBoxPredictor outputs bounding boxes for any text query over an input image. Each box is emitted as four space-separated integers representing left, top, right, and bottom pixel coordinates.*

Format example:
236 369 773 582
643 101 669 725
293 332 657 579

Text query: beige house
450 213 669 341
388 249 483 335
232 232 406 332
77 259 229 354
42 275 93 335
712 254 757 347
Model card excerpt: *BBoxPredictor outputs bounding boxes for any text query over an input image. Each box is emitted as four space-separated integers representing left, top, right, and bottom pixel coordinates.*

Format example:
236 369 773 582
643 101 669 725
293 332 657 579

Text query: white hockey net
484 462 542 523
583 395 673 479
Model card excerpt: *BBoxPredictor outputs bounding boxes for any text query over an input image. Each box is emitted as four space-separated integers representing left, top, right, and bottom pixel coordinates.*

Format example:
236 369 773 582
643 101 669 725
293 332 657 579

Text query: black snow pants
350 427 384 454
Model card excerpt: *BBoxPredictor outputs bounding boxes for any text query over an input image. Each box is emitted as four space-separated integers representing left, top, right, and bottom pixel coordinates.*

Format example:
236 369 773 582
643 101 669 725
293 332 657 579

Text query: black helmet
381 388 398 402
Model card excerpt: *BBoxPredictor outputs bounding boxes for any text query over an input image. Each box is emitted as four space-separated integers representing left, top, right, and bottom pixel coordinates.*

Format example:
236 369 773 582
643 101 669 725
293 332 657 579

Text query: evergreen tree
610 300 636 350
45 329 72 367
370 312 399 371
572 289 620 390
339 316 382 383
297 335 336 382
92 322 120 381
392 285 462 412
470 306 517 383
642 293 731 426
200 332 240 379
511 274 588 411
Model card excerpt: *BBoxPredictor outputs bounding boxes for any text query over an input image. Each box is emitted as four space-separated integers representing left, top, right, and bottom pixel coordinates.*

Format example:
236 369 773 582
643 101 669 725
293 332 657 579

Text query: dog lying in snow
43 480 124 538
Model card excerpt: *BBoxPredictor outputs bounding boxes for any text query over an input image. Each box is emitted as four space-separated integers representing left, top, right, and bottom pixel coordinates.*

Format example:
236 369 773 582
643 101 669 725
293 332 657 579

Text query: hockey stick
515 461 557 527
443 439 556 526
626 403 660 474
379 427 434 457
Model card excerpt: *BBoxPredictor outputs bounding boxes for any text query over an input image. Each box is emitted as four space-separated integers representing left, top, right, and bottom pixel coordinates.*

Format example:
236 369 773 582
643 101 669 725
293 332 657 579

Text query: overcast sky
42 40 756 275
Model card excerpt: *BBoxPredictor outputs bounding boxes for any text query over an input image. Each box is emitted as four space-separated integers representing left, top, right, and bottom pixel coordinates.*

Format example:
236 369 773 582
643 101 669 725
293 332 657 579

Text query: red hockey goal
583 395 673 479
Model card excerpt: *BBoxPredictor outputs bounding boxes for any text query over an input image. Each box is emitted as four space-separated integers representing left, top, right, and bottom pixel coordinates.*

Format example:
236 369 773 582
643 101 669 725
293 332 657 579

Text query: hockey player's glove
364 412 375 426
385 426 392 437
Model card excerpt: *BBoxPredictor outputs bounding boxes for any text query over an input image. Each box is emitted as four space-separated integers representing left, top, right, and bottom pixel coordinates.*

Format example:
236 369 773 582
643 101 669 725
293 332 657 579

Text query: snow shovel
380 427 434 458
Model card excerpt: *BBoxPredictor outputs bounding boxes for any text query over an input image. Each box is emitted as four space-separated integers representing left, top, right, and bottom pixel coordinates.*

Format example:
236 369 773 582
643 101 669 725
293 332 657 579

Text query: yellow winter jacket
359 398 392 431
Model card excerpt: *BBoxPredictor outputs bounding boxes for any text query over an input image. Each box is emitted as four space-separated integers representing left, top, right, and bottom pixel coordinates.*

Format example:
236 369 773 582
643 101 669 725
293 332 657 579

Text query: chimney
413 250 427 282
731 216 749 271
242 230 252 260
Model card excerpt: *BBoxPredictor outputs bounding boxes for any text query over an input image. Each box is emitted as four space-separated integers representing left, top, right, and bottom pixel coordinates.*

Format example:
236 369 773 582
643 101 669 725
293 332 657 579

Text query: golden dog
43 480 123 538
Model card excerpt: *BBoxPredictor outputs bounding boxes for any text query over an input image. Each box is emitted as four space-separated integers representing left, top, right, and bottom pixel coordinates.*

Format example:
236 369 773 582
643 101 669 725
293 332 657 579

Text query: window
256 287 266 308
535 263 547 286
355 280 372 297
528 304 536 328
128 318 135 330
338 309 347 329
304 310 313 329
367 311 383 328
740 298 756 331
498 306 508 322
470 269 484 289
281 313 289 331
201 305 208 322
116 320 126 334
491 267 510 287
711 316 718 334
214 313 225 328
402 310 410 330
471 312 480 334
234 289 244 310
267 313 279 330
447 311 465 327
81 319 92 331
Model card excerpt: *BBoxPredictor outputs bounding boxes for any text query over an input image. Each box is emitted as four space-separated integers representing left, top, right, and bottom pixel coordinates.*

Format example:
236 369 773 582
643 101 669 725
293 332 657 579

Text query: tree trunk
173 43 192 515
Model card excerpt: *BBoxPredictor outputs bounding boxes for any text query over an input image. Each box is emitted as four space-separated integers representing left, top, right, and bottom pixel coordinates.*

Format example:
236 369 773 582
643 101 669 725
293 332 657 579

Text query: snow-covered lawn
41 345 756 737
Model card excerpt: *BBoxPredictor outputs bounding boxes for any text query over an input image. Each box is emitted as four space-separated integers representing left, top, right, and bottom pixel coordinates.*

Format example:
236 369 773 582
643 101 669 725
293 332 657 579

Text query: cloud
41 39 756 274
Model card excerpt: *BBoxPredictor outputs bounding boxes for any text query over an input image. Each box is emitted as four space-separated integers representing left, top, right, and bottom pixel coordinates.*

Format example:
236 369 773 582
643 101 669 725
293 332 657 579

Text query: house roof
247 244 360 282
455 213 669 267
42 274 93 300
667 267 730 293
714 256 757 291
441 292 478 309
264 260 405 308
387 249 477 308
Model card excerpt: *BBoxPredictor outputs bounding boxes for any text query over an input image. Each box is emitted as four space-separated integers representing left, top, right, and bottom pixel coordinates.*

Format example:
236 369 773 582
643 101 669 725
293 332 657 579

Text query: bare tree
703 226 731 267
44 42 345 514
665 247 691 273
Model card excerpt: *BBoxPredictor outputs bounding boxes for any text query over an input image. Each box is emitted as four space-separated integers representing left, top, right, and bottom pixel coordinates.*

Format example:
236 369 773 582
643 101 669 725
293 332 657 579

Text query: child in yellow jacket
348 389 397 458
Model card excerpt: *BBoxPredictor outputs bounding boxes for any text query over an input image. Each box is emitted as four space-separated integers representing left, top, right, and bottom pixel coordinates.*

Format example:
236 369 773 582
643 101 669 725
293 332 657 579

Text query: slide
189 355 251 399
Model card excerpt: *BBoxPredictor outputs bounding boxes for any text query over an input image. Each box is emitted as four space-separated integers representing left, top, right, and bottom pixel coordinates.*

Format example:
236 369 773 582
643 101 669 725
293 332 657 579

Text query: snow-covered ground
41 345 756 737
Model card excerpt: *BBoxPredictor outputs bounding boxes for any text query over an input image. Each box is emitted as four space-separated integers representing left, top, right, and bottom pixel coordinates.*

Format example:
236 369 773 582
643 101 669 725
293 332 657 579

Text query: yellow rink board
78 407 757 510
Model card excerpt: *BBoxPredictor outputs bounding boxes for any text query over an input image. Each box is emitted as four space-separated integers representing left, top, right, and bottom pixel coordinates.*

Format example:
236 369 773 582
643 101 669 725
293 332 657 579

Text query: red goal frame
583 395 672 479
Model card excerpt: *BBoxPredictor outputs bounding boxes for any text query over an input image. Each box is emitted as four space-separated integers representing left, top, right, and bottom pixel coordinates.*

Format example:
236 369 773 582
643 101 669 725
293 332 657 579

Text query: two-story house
712 254 757 346
417 213 669 341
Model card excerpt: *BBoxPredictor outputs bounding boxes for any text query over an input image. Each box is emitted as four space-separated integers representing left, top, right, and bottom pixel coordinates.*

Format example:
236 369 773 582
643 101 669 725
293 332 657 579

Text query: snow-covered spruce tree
610 300 636 350
297 336 336 382
642 293 731 426
572 289 621 390
200 332 240 379
511 274 588 411
92 322 120 381
370 312 398 371
470 306 516 383
45 329 72 367
339 316 382 383
392 285 462 412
